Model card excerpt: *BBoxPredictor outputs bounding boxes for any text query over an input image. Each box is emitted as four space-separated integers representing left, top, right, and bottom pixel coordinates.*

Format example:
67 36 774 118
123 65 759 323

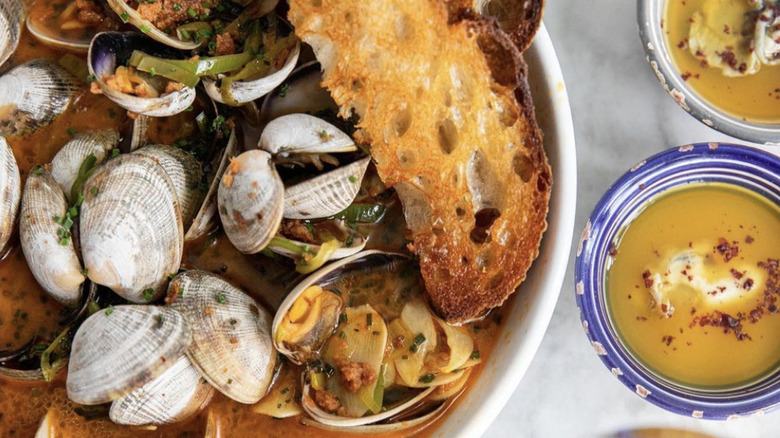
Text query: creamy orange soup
607 183 780 389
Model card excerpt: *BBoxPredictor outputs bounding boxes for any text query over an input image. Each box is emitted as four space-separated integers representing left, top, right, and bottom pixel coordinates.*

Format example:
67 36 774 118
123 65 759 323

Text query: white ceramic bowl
432 24 577 437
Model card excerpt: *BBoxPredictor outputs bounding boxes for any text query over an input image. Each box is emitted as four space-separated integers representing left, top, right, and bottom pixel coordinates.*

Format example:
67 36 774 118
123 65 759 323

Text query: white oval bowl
432 24 577 438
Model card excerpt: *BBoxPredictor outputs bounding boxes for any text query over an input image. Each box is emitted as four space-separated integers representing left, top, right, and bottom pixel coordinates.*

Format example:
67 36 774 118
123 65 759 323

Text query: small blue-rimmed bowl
575 143 780 420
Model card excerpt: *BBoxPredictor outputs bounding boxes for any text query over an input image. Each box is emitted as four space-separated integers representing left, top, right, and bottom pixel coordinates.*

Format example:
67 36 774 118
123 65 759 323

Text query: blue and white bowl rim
574 143 780 420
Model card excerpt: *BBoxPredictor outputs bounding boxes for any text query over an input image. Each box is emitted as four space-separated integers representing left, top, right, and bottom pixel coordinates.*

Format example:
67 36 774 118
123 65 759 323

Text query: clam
0 60 81 136
756 3 780 66
0 0 23 69
273 250 481 428
132 144 204 229
185 130 239 241
167 270 277 404
67 305 192 405
50 129 120 201
217 149 284 254
202 42 301 106
19 167 85 307
0 135 19 253
259 113 357 156
283 157 371 219
110 355 214 426
88 32 196 117
80 153 184 303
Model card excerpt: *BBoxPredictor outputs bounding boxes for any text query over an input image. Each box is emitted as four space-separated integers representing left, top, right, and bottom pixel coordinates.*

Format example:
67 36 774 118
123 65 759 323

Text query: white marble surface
484 1 780 437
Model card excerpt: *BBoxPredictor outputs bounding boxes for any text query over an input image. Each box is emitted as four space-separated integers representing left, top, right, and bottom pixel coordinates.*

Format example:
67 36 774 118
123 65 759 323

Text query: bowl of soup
576 143 780 419
638 0 780 144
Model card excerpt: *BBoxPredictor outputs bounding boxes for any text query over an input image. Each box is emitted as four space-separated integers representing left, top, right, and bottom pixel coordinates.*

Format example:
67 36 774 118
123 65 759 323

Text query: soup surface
606 183 780 389
0 24 507 438
664 0 780 123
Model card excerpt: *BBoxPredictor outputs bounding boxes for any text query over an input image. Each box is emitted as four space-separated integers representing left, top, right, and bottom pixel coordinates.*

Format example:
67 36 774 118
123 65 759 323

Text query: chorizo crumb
313 389 341 413
164 81 184 95
216 33 236 55
336 358 377 393
280 219 317 244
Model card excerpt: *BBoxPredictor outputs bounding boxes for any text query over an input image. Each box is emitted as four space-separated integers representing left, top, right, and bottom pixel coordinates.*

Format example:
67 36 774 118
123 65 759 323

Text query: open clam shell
0 136 19 253
110 354 214 426
25 14 92 53
67 305 192 405
88 32 196 117
217 149 284 254
167 270 277 404
185 130 239 241
19 167 85 307
50 129 120 201
104 0 201 50
203 42 301 106
0 60 80 137
283 157 371 219
756 4 780 66
80 153 184 302
132 144 204 229
259 114 357 156
0 0 23 69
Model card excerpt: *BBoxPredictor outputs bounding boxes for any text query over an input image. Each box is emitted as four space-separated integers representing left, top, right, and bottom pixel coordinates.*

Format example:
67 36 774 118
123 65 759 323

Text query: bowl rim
637 0 780 145
432 23 578 437
575 142 780 420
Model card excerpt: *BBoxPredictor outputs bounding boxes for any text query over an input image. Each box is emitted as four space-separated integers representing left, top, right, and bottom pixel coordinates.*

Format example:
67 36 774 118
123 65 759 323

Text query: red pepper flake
636 316 647 321
681 72 692 81
608 243 618 257
642 270 654 288
745 235 755 244
714 238 739 262
730 268 743 280
662 335 675 346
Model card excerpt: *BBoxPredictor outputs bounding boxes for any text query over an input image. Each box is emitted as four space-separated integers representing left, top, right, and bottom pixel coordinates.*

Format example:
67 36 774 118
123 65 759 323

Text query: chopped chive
149 67 157 76
418 374 435 384
142 288 155 301
470 350 481 360
338 331 346 339
32 166 44 176
156 314 164 325
104 306 114 316
172 3 181 11
278 82 290 97
216 293 226 304
140 24 151 33
339 313 347 323
87 74 96 82
349 175 358 184
413 333 426 345
366 313 372 326
345 234 354 247
66 128 77 136
110 148 120 158
372 331 380 335
187 7 196 18
120 12 130 22
409 344 419 353
179 29 191 40
68 206 78 217
59 237 69 246
90 187 98 196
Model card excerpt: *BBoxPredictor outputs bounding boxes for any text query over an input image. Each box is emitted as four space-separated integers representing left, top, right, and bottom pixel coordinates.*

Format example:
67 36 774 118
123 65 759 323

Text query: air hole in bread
512 153 534 182
497 99 519 127
437 118 458 154
393 108 412 137
455 207 466 217
433 266 452 282
397 148 417 168
537 170 550 192
467 149 504 212
443 90 452 107
432 227 445 236
310 0 321 6
469 208 501 244
394 181 431 234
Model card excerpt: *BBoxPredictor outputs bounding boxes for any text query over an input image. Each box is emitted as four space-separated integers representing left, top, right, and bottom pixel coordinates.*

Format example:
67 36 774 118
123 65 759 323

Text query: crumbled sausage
280 219 317 244
336 358 377 393
164 81 184 95
134 0 220 31
216 33 236 55
313 389 341 413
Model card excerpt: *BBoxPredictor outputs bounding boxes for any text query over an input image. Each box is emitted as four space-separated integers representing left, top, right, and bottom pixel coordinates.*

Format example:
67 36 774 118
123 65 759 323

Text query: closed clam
132 144 204 228
110 355 214 426
0 0 23 69
50 129 120 201
19 167 84 307
0 135 19 253
67 305 192 405
88 32 196 117
80 153 184 302
167 270 277 404
217 149 284 254
0 60 80 137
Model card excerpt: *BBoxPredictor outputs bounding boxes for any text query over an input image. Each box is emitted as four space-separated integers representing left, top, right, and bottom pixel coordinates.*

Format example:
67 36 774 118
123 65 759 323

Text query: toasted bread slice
447 0 545 52
288 0 551 322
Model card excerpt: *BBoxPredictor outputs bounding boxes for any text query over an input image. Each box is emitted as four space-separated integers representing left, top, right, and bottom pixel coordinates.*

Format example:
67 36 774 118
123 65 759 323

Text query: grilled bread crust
288 0 551 322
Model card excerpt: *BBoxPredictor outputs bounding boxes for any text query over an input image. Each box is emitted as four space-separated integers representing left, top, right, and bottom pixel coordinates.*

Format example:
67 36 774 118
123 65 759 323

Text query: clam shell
25 15 91 53
19 168 84 306
0 136 19 253
217 149 284 254
88 32 196 117
756 5 780 66
269 229 367 262
283 157 371 219
185 130 239 241
203 42 301 106
259 114 357 156
300 401 445 433
167 270 277 404
132 145 204 229
110 355 214 426
50 129 120 201
67 305 192 405
0 0 23 69
104 0 200 50
80 153 184 302
0 60 80 137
